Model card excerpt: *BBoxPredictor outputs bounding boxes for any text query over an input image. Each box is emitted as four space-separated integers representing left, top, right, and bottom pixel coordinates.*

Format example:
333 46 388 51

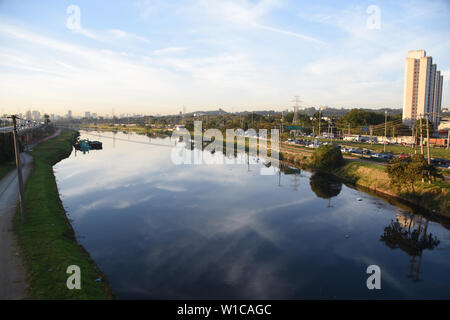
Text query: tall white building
402 50 444 128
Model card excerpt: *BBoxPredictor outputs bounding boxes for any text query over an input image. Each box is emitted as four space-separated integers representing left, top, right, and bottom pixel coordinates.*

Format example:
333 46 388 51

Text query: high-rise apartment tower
402 50 443 127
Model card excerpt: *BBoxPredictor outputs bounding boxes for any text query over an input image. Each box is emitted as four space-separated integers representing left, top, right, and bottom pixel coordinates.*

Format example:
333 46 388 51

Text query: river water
53 130 450 299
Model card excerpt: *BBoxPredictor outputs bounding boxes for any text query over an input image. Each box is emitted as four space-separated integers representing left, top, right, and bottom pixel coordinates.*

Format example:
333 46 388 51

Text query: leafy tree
44 114 50 125
341 109 385 126
310 144 344 169
386 154 439 194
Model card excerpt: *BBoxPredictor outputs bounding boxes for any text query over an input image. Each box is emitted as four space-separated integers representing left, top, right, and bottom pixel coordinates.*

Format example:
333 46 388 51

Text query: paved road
0 153 32 299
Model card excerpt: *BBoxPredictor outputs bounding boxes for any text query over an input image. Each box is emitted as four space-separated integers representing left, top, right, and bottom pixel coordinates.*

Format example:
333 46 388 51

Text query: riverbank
79 123 171 136
14 129 113 299
279 146 450 218
331 161 450 216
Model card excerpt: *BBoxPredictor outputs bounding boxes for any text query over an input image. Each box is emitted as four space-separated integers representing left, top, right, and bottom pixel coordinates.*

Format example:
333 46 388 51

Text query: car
380 153 394 160
370 153 382 159
399 153 409 159
431 158 449 167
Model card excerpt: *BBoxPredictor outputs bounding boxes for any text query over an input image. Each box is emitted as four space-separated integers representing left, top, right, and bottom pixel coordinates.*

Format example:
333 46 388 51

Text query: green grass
0 162 15 180
14 130 113 299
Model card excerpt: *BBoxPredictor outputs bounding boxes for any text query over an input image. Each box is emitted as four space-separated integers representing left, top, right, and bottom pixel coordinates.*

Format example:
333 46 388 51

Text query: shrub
310 144 344 169
386 154 440 194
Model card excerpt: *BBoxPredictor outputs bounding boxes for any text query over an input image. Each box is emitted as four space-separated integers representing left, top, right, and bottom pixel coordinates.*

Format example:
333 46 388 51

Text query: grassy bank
0 162 15 180
14 129 113 299
277 145 450 217
332 161 450 216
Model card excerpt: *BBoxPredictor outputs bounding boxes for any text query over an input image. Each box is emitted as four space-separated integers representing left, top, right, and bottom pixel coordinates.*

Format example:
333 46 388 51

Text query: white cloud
107 29 150 42
193 0 325 44
153 46 186 56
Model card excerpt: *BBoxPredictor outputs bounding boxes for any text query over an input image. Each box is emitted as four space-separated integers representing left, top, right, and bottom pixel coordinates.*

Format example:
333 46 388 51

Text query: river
53 130 450 299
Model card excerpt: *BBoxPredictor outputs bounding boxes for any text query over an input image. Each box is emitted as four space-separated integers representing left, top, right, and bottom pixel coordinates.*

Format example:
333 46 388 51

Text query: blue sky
0 0 449 116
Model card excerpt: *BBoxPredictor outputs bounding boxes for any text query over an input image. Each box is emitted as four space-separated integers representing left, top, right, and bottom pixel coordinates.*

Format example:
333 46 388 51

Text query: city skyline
1 0 450 116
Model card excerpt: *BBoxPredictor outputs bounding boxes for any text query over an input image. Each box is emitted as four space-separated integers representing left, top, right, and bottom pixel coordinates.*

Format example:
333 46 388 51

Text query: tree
386 154 439 194
44 114 50 125
310 144 344 169
340 109 385 127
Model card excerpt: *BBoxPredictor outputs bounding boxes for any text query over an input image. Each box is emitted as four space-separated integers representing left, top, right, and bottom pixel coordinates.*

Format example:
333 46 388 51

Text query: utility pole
318 107 321 137
419 116 424 155
425 113 431 165
384 110 388 153
348 123 350 135
330 121 333 143
425 113 432 184
447 130 449 150
370 126 373 145
9 115 27 222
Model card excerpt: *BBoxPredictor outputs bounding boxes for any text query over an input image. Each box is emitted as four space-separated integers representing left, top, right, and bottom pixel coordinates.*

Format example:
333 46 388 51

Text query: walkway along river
53 130 450 299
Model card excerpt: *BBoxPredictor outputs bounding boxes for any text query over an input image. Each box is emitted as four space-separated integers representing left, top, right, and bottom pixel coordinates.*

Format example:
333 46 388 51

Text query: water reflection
53 131 450 299
309 173 342 207
380 212 440 282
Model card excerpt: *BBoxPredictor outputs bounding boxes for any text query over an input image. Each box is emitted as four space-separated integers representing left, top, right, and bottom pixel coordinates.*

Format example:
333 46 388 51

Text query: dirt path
0 129 61 299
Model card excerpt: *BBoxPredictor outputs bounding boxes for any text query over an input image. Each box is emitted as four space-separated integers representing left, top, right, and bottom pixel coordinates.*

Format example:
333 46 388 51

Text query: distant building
67 110 72 118
85 111 91 118
402 50 444 128
32 110 41 121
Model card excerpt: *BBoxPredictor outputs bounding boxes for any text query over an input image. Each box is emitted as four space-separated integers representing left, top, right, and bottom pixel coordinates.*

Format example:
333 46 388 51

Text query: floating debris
95 278 102 282
357 198 362 201
345 235 350 239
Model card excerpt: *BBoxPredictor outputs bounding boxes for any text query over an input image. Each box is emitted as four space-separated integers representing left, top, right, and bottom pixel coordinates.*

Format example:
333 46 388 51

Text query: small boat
88 140 103 149
74 139 102 150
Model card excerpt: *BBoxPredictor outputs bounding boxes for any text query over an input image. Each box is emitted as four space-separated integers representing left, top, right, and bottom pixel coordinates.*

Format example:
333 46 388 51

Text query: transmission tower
292 96 301 125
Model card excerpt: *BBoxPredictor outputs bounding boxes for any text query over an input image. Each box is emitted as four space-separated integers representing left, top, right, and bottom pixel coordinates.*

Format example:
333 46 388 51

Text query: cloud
192 0 325 44
153 46 186 56
68 26 149 43
107 29 150 42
